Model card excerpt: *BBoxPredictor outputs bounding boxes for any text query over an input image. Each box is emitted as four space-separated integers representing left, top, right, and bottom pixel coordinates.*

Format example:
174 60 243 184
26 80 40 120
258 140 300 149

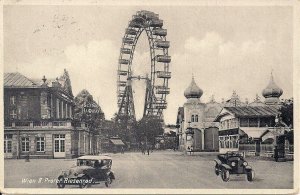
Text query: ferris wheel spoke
117 10 171 123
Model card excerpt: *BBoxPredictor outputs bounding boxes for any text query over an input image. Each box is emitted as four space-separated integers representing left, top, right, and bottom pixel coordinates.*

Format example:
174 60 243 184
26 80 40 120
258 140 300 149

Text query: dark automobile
57 155 115 188
214 152 254 182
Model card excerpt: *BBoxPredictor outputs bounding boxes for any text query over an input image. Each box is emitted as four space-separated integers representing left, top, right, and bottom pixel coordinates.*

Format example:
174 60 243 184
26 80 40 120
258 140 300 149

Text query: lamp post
185 121 194 155
274 114 286 162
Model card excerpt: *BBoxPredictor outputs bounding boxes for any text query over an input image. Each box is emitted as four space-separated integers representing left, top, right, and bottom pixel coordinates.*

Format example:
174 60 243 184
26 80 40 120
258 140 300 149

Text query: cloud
5 33 291 125
64 40 154 121
184 32 224 54
163 31 280 124
4 57 66 79
241 40 266 54
63 40 119 119
5 40 122 121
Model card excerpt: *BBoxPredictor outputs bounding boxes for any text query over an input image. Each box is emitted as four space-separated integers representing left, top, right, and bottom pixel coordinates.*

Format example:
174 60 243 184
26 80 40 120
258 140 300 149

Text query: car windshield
77 159 111 167
227 152 242 157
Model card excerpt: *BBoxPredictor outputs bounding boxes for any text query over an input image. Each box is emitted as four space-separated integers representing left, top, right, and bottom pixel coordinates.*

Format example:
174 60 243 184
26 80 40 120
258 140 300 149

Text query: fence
260 144 274 157
239 144 256 156
238 143 293 160
285 143 294 160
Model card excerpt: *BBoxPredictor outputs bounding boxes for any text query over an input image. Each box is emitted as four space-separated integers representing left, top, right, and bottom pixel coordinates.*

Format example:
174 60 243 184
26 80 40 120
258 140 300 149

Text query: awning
240 127 268 139
110 139 125 146
261 129 284 142
261 132 275 142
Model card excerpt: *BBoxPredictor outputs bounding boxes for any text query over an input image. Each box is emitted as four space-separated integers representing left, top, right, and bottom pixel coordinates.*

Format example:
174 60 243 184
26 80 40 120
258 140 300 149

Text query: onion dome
184 77 203 99
262 73 283 99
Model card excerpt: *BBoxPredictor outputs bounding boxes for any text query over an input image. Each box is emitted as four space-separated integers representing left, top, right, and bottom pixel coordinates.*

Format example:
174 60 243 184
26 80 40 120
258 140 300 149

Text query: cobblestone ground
4 151 293 189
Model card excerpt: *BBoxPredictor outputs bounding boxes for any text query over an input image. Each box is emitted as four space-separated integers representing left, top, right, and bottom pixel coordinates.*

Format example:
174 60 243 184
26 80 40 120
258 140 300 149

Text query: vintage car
57 155 115 188
214 152 254 182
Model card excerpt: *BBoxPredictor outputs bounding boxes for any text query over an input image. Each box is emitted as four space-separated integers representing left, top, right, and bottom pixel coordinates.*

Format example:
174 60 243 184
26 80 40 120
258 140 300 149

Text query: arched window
191 115 194 122
195 115 198 122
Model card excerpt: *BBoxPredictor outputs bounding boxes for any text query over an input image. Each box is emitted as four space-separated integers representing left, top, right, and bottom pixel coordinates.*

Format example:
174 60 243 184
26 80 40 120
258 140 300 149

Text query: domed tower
182 76 205 151
184 76 203 101
262 72 283 105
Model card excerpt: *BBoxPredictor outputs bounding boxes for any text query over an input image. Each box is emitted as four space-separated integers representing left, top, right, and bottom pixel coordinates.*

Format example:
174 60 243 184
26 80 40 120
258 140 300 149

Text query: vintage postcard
0 0 299 194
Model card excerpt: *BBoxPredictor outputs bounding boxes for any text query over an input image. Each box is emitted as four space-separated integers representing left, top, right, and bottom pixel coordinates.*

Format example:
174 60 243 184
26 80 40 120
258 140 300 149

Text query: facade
214 73 292 155
176 77 220 152
176 73 292 155
214 106 278 153
4 70 97 159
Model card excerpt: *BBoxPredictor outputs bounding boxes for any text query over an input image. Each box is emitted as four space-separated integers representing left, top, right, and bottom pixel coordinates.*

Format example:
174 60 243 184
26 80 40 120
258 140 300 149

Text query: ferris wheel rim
117 10 171 120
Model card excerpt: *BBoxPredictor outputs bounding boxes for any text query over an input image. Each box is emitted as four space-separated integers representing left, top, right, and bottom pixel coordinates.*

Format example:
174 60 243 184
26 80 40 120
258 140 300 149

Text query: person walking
274 145 279 162
191 146 194 155
141 143 145 155
147 145 150 155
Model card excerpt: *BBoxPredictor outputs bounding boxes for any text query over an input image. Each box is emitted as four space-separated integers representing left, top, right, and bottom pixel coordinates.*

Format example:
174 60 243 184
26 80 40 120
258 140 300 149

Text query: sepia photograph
0 0 299 194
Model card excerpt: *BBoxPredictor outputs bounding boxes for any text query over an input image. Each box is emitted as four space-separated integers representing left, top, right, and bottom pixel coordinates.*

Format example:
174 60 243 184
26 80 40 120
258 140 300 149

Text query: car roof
77 155 112 160
227 152 243 157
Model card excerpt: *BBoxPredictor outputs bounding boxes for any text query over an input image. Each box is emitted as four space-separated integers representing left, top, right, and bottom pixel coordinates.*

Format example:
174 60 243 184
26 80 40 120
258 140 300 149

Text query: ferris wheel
117 10 171 121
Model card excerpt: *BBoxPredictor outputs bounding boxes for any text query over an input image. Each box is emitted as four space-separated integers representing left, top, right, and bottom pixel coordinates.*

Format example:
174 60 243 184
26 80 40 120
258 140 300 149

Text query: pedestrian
274 145 279 162
141 144 145 155
147 147 150 155
121 146 124 154
187 146 190 155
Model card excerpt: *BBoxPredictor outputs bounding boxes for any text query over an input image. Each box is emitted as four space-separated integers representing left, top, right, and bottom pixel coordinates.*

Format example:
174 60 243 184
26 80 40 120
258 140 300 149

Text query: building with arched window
3 70 100 159
176 77 221 152
176 73 292 155
214 73 292 156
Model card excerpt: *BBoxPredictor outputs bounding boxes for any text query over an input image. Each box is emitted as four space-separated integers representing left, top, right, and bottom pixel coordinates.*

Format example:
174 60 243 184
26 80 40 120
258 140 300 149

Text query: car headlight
231 162 236 166
243 161 248 166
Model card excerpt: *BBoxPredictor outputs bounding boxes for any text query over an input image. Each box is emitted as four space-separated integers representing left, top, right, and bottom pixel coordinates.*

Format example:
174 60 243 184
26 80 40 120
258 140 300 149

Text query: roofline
5 85 74 98
213 107 233 122
237 115 276 118
4 86 43 89
214 112 231 122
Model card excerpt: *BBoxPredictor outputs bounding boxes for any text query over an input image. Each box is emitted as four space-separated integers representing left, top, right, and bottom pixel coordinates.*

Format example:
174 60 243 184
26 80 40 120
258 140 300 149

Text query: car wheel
79 175 89 188
246 170 255 182
215 164 220 176
221 169 230 182
105 177 111 187
57 176 65 188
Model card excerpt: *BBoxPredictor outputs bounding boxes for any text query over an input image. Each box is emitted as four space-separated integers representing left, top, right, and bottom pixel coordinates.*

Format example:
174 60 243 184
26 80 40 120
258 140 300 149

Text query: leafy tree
98 119 115 138
111 113 137 143
279 98 293 128
165 131 176 137
136 116 164 145
74 89 105 132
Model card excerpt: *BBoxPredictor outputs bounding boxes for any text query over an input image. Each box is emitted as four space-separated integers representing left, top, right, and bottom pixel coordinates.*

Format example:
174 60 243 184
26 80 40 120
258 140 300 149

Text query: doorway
54 134 65 158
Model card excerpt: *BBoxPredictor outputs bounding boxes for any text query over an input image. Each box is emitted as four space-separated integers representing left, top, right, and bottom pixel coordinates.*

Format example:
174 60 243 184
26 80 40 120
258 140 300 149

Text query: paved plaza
4 151 293 189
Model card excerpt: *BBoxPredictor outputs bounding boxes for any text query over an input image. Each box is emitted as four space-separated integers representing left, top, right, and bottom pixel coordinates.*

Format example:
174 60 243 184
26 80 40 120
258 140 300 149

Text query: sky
3 5 293 124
